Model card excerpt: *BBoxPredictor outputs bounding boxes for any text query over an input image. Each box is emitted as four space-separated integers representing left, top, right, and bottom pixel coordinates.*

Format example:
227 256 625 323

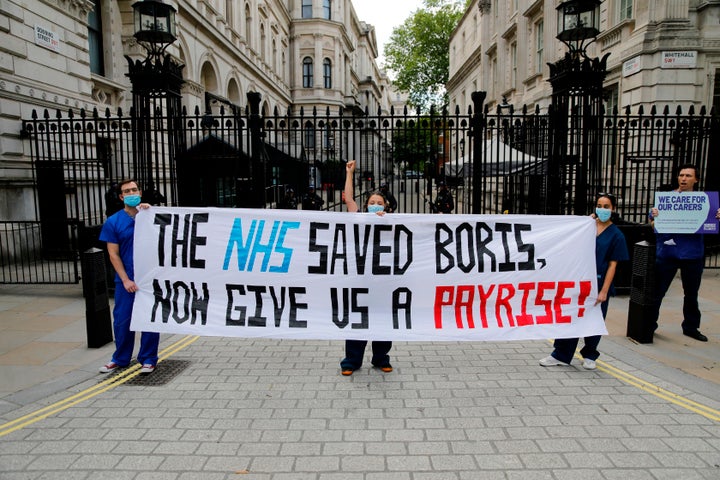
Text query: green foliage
390 116 448 172
383 0 467 113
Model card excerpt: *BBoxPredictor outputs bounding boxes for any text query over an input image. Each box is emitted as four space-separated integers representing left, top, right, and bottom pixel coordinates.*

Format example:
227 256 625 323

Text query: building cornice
522 0 544 19
0 74 95 113
447 48 483 90
39 0 94 22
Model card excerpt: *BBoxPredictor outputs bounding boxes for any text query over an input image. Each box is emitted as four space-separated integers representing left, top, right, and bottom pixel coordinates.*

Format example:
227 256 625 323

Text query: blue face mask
123 194 141 208
595 207 612 222
367 204 385 214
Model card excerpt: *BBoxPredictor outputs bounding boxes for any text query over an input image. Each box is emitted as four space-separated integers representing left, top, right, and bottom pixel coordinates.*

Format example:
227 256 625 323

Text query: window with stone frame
88 0 104 75
323 58 332 88
618 0 632 21
303 57 314 88
535 19 544 75
302 0 312 18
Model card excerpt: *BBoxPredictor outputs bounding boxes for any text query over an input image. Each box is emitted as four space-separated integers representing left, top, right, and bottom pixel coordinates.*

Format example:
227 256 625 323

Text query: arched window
304 125 316 149
200 62 219 94
228 79 241 106
323 0 331 20
323 58 332 89
303 57 313 88
302 0 312 18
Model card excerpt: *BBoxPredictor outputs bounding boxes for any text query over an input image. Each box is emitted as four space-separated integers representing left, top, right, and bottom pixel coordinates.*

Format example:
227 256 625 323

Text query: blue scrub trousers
111 284 159 366
341 340 392 370
551 300 609 364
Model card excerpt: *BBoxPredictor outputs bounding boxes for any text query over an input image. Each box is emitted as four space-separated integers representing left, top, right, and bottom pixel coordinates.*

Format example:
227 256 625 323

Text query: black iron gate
8 92 720 283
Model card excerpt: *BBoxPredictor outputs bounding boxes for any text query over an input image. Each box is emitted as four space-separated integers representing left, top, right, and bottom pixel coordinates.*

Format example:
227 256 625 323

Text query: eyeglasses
597 192 616 201
121 187 139 194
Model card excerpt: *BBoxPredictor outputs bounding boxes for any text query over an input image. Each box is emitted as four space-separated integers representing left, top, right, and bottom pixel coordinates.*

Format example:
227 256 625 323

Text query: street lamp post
126 0 184 205
556 0 601 55
547 0 608 215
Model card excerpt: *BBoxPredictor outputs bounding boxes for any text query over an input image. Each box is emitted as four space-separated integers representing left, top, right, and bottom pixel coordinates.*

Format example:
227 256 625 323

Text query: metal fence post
626 240 656 344
470 91 487 214
81 247 114 348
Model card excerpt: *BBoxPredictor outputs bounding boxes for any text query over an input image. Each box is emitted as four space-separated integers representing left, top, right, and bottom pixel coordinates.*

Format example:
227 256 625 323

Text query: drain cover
124 359 192 386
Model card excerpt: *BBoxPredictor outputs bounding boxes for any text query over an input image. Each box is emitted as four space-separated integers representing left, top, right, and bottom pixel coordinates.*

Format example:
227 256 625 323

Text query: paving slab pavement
0 270 719 478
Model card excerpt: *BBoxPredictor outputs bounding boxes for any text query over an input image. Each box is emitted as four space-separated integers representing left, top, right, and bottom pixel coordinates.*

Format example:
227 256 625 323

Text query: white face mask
367 204 385 214
595 207 612 222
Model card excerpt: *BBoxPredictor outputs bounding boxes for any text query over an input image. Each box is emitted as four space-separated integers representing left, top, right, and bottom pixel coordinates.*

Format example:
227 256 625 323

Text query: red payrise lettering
433 280 592 330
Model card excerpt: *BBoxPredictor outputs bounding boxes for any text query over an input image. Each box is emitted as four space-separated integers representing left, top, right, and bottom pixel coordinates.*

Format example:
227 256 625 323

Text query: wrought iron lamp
556 0 601 56
132 0 177 59
548 0 607 216
496 96 513 115
126 0 184 206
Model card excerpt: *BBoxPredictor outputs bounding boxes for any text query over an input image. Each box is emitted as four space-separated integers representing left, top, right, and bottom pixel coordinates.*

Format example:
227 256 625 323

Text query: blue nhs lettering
223 219 300 272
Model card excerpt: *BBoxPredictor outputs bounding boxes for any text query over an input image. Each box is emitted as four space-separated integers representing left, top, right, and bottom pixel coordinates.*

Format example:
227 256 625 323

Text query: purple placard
653 191 719 234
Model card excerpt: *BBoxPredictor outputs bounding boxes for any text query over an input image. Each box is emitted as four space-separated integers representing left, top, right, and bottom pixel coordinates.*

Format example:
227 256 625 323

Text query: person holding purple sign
649 164 720 342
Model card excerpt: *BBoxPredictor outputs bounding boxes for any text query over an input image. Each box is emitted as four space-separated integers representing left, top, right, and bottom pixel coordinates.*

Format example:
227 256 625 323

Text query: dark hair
596 192 617 208
677 163 700 179
119 178 141 191
364 190 388 209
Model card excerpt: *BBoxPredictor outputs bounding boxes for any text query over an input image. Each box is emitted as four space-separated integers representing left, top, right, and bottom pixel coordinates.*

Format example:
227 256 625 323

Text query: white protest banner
131 207 605 342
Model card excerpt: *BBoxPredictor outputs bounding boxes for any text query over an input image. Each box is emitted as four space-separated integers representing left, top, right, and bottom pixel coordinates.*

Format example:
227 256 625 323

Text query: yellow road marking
543 339 720 421
0 335 199 437
3 335 719 436
594 357 720 421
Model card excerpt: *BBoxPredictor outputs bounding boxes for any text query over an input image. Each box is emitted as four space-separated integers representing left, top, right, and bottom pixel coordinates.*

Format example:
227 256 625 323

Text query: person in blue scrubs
540 193 629 370
339 160 393 376
98 179 159 375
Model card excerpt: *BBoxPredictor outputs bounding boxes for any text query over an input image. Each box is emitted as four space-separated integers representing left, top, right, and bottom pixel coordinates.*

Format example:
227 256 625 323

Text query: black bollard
81 248 114 348
626 241 656 344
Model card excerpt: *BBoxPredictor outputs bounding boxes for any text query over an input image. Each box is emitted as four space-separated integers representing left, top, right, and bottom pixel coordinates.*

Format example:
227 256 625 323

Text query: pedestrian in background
339 160 393 376
648 164 720 342
98 179 158 375
301 185 325 210
433 181 454 214
104 183 124 218
278 186 298 209
540 192 629 369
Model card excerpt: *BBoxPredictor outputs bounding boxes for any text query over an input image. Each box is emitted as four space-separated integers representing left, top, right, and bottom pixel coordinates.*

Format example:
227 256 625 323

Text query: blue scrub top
596 224 629 296
99 209 136 282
